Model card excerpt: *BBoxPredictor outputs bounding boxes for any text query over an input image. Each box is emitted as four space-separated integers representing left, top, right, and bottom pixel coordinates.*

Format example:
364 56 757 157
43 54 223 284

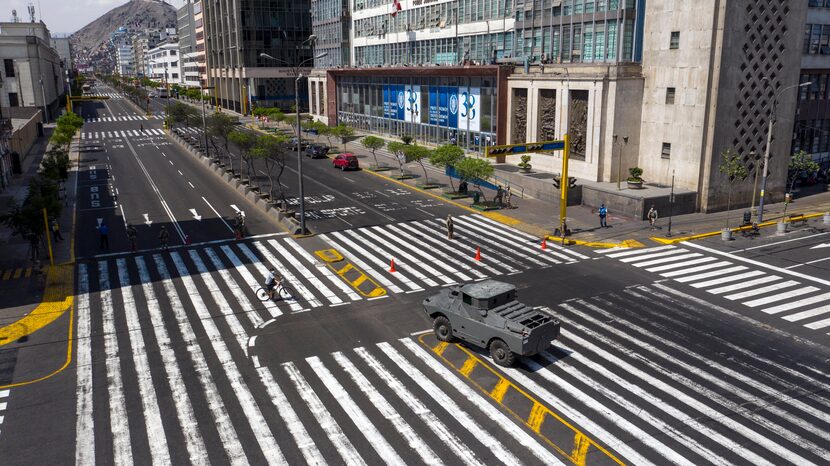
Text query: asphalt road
1 87 830 465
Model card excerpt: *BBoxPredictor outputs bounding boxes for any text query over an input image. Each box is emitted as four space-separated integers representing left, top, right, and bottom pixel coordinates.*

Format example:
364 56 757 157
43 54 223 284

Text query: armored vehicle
423 280 560 366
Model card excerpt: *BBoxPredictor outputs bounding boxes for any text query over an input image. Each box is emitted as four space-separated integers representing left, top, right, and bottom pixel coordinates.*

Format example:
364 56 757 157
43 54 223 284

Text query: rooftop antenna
11 9 19 22
27 3 35 22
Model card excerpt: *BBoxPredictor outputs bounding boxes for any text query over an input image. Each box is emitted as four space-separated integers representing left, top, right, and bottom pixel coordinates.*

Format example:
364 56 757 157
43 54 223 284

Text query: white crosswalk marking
283 361 367 465
673 265 748 283
267 239 343 305
283 238 362 301
98 262 134 465
218 245 283 318
150 255 249 465
395 222 491 278
75 265 95 466
371 225 472 282
723 280 802 301
707 274 781 294
236 243 304 312
253 242 322 308
633 252 702 268
689 270 765 288
114 260 171 464
324 231 419 292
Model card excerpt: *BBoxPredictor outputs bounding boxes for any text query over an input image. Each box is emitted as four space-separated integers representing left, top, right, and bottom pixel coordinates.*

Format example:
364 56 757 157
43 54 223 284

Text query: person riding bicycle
264 267 282 300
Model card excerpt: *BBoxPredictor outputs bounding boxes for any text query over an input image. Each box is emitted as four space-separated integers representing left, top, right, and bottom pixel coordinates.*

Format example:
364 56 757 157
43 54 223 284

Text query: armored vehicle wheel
489 339 515 367
433 316 454 342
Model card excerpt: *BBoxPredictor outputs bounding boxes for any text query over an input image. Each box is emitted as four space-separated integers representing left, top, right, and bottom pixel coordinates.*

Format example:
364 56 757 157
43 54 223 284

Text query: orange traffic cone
389 259 397 272
541 238 547 250
474 247 481 261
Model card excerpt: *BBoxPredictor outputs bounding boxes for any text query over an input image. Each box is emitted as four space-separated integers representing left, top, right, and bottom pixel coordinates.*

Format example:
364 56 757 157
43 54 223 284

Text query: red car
333 153 359 171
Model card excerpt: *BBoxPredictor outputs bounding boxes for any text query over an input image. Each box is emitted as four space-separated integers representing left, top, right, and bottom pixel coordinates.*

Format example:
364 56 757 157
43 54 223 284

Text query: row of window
354 32 515 66
793 119 830 156
809 0 830 8
799 72 830 101
804 24 830 55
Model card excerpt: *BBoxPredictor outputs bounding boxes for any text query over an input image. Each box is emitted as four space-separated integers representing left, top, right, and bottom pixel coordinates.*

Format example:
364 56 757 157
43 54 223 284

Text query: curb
0 264 74 347
650 212 826 245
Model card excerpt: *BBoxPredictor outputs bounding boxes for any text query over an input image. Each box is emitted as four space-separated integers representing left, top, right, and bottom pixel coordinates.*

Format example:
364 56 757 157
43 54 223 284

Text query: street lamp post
757 80 811 223
613 134 628 190
260 40 326 235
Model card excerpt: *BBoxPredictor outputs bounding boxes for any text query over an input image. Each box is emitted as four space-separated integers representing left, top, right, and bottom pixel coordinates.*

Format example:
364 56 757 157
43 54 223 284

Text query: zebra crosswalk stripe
236 243 304 312
282 361 368 465
461 215 562 264
170 251 287 464
723 280 801 301
133 258 209 464
366 225 459 284
252 242 323 308
455 216 552 267
75 265 95 466
375 224 473 282
353 346 482 465
218 245 282 318
114 259 171 464
604 245 676 258
282 238 362 301
689 270 765 288
325 231 417 292
742 285 819 307
345 228 443 287
202 247 264 329
706 275 781 294
307 356 407 465
782 303 830 322
673 265 748 283
150 254 249 465
633 252 702 268
413 220 519 274
394 222 491 278
475 214 590 260
98 262 134 465
266 239 343 305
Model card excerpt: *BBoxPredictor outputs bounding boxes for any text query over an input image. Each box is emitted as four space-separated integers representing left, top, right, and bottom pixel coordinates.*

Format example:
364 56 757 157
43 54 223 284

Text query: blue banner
429 87 439 125
395 85 405 121
383 86 391 119
448 87 459 129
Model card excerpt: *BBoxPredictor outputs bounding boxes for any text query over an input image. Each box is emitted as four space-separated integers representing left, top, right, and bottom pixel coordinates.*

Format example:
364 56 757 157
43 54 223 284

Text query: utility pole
667 170 675 237
559 133 570 244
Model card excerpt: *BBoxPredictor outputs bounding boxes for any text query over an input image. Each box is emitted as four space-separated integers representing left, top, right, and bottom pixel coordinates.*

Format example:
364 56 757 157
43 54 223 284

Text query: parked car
333 153 359 171
289 137 309 151
305 144 329 158
423 280 561 367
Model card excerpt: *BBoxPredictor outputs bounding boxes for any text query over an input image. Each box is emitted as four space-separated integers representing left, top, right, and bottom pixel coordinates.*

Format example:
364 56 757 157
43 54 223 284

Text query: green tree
228 130 257 182
361 136 385 168
787 150 820 195
167 101 197 128
430 144 464 192
401 134 414 145
455 157 495 202
207 113 238 166
387 141 407 176
403 145 434 186
250 134 289 204
718 148 748 229
333 124 356 151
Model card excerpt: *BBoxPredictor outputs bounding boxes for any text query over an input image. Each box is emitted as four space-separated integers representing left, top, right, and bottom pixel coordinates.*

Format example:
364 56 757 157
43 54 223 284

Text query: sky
3 0 186 36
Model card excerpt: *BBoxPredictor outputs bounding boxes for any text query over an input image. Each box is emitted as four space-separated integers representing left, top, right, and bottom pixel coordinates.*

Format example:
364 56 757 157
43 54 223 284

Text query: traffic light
568 176 578 189
552 174 561 189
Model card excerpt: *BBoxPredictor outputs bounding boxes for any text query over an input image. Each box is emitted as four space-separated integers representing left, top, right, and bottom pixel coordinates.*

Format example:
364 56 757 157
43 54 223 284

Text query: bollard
721 228 732 241
777 220 788 234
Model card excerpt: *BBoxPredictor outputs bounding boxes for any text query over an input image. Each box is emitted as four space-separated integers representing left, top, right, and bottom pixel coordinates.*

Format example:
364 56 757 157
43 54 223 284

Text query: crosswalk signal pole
559 134 570 245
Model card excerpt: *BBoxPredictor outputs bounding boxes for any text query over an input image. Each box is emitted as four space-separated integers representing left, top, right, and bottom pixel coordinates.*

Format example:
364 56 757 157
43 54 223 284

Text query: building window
670 31 680 49
8 92 19 107
666 87 675 104
3 59 14 77
661 142 671 159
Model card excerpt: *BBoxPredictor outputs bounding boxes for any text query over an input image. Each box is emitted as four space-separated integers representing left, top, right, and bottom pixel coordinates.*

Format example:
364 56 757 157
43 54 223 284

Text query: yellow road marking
420 334 624 465
12 268 22 279
649 214 826 245
315 248 345 263
24 267 32 278
546 236 644 249
1 270 11 280
0 265 74 347
319 248 386 298
350 274 367 287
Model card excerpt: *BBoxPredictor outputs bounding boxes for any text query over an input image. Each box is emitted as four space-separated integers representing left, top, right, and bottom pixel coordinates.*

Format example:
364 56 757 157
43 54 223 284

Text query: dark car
289 137 309 151
333 153 359 171
305 144 329 158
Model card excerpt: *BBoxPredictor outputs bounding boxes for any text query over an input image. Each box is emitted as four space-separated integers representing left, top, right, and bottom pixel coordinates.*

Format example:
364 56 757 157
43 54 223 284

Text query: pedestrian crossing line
428 337 626 466
74 265 96 466
114 259 172 464
604 245 677 258
169 251 287 464
308 356 408 465
0 267 32 280
252 242 324 308
353 346 483 465
425 218 529 271
475 215 590 260
150 254 251 465
332 351 441 464
266 239 344 305
460 216 563 265
535 346 733 465
760 292 830 316
345 228 444 287
367 225 465 283
742 285 819 308
219 245 283 319
707 275 782 294
782 304 830 322
658 260 734 278
236 243 305 312
282 361 368 465
98 262 135 465
319 234 406 294
394 222 492 279
565 299 830 463
596 291 830 448
380 342 525 466
203 247 265 328
672 265 748 283
379 223 475 282
455 216 554 267
689 270 765 288
722 280 803 301
326 231 422 292
133 257 210 464
415 220 520 275
805 316 830 329
632 252 703 268
397 340 563 466
283 239 363 301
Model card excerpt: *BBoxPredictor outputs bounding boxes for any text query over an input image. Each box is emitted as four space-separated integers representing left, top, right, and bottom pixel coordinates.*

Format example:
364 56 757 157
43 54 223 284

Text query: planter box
470 202 501 211
442 192 470 200
627 180 643 189
416 183 441 190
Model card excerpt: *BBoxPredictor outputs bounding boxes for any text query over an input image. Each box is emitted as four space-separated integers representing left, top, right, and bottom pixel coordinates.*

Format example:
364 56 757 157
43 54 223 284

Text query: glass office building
331 67 510 150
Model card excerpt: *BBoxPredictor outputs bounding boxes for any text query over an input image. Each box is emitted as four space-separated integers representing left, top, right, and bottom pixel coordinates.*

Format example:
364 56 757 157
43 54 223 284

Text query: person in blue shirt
598 204 608 228
98 222 109 249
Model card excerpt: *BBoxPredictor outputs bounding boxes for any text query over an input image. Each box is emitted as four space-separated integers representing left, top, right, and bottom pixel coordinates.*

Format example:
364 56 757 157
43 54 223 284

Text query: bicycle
255 281 294 302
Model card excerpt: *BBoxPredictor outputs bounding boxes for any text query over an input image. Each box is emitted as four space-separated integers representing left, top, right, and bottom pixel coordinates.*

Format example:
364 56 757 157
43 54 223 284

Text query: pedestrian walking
159 225 170 250
446 214 454 240
495 185 504 206
505 186 513 209
598 204 608 228
98 222 110 249
140 123 144 133
647 205 658 231
51 219 64 241
127 224 138 252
